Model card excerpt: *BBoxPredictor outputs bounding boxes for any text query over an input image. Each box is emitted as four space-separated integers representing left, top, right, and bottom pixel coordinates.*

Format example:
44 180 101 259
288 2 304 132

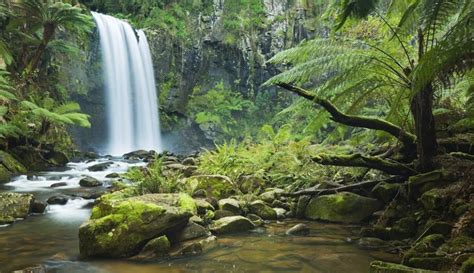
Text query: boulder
50 182 68 188
247 213 264 226
123 150 155 160
218 198 241 215
213 209 236 219
369 260 437 273
79 176 103 187
258 188 284 203
209 216 255 234
187 175 235 199
169 235 217 257
0 150 26 174
403 234 448 271
249 200 277 220
105 173 120 178
271 200 290 210
371 182 400 203
420 189 448 211
274 208 287 219
295 195 311 218
79 194 194 258
304 192 381 223
47 195 69 205
183 166 198 177
460 256 474 273
131 235 170 261
170 222 210 243
31 200 47 214
192 189 207 198
358 237 390 250
237 175 265 194
182 157 197 166
0 192 33 224
194 199 215 215
88 162 113 172
286 223 310 236
0 164 12 184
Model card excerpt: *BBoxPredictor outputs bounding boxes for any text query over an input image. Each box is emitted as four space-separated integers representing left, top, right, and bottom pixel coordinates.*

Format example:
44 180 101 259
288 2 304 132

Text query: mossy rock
249 200 277 220
369 260 437 272
372 182 401 203
132 235 170 260
217 198 241 215
419 189 449 211
0 164 12 184
0 192 34 223
403 234 448 270
460 256 474 273
80 196 192 258
304 192 381 224
408 170 446 197
439 236 474 254
209 216 255 234
0 151 26 174
258 188 284 203
405 256 452 271
237 175 265 194
187 175 235 199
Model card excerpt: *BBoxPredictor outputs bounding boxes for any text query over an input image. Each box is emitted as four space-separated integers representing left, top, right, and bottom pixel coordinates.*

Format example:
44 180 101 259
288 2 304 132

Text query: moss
0 164 12 184
369 260 437 272
0 151 26 174
460 256 474 273
178 193 197 215
439 236 474 254
189 175 235 199
419 189 448 210
249 200 276 220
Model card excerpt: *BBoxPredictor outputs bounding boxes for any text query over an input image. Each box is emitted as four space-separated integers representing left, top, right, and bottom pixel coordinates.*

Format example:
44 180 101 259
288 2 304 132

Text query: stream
0 158 398 273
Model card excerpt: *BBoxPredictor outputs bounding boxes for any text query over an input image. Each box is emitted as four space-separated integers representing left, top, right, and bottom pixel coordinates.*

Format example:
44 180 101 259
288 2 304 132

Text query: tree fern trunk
27 23 55 74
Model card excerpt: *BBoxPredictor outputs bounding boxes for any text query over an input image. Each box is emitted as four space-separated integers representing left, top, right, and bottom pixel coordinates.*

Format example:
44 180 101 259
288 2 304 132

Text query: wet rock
194 199 215 214
274 208 287 219
213 209 236 219
105 173 120 178
237 175 265 194
88 162 113 172
286 223 310 236
271 199 290 210
189 215 205 226
13 265 46 273
369 260 436 273
371 182 400 203
79 176 102 187
169 235 217 257
83 151 99 159
131 235 170 261
295 195 311 218
50 182 68 188
249 200 277 220
258 188 284 203
0 192 33 223
46 150 69 167
170 222 210 243
218 198 241 215
305 192 381 224
192 189 207 198
0 151 26 183
31 200 47 213
186 175 235 199
123 150 155 160
79 193 193 258
209 216 255 234
182 157 196 166
47 195 69 205
246 213 264 226
358 237 389 250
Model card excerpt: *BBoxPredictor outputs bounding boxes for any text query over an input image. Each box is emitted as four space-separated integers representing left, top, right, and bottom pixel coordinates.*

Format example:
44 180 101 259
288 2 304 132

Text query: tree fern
20 100 91 128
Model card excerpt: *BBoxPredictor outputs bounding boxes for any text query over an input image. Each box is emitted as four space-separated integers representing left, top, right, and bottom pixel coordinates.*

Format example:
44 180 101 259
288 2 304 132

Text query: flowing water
0 158 399 273
92 12 162 155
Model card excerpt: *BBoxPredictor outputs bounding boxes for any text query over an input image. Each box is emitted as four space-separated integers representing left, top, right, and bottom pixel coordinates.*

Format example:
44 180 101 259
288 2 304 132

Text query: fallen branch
276 82 416 148
281 176 406 197
312 153 416 176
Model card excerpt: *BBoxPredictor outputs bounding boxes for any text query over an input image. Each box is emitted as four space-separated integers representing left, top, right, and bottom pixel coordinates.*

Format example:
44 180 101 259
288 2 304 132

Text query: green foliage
20 99 91 128
221 0 266 44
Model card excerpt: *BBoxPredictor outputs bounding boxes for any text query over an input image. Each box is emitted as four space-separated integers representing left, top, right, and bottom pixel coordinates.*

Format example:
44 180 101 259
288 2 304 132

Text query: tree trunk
27 23 55 74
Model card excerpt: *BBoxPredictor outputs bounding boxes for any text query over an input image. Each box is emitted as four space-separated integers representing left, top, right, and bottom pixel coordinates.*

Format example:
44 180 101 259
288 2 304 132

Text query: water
92 12 162 155
0 158 399 273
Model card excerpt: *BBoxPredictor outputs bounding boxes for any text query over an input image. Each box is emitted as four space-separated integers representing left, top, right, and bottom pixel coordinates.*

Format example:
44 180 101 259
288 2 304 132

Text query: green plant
124 158 181 194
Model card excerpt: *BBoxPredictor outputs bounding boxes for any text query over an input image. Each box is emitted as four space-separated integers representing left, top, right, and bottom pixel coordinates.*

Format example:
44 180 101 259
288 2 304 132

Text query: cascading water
92 12 162 155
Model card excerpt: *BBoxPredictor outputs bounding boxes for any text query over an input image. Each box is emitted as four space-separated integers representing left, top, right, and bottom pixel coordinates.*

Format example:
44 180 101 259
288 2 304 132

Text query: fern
21 100 91 128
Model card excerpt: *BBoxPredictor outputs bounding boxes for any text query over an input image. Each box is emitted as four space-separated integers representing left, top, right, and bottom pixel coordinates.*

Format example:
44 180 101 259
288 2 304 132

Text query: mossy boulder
304 192 381 223
0 151 26 183
408 170 447 196
217 198 241 215
187 175 235 199
403 234 449 271
0 164 12 184
0 192 34 224
372 182 400 203
79 193 194 258
369 260 437 273
258 188 284 203
460 256 474 273
79 176 103 187
237 175 265 194
209 216 255 234
249 200 277 220
132 235 170 260
419 189 449 211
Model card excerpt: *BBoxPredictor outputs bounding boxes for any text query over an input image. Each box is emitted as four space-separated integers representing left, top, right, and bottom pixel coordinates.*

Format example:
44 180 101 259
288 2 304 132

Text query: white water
92 12 162 155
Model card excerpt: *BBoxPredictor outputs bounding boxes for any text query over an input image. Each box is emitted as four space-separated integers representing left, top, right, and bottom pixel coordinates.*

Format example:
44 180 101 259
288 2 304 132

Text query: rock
371 182 400 203
408 170 447 196
13 265 46 273
0 192 33 223
258 188 284 203
50 182 68 188
46 150 69 166
169 235 217 257
286 223 310 236
47 195 69 205
105 173 120 178
274 208 287 219
131 235 170 260
183 166 198 177
213 209 236 219
88 162 113 172
296 195 311 218
0 164 12 184
79 176 103 187
460 256 474 273
249 200 277 220
194 199 215 215
83 151 99 159
123 150 155 160
369 260 437 273
218 198 241 215
304 192 381 224
209 216 255 234
403 234 447 270
31 200 47 213
0 150 26 174
246 213 264 226
79 194 194 258
237 175 265 194
182 157 196 166
192 189 207 198
164 163 186 171
189 215 205 226
358 237 389 250
187 175 235 199
424 221 452 237
420 189 448 210
271 200 290 210
170 222 210 243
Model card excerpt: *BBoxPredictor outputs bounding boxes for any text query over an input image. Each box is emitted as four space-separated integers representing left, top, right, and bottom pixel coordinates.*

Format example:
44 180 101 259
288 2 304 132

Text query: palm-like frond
21 100 91 128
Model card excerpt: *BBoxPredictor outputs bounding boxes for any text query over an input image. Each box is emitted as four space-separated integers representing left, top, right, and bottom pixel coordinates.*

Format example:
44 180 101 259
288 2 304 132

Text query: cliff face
147 0 325 152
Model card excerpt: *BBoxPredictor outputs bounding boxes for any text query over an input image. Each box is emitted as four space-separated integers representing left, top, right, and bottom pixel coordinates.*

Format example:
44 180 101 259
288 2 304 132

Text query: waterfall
92 12 162 155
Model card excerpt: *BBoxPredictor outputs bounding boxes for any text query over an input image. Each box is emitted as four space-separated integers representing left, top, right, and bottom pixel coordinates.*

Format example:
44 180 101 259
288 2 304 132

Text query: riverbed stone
47 195 69 205
194 199 215 214
237 175 265 194
249 200 277 220
131 235 170 260
296 195 311 218
79 195 193 258
0 192 33 223
209 216 255 234
304 192 381 223
170 222 210 243
258 188 284 203
169 235 217 257
50 182 68 188
88 162 113 172
79 176 103 187
274 208 287 219
286 223 310 236
105 172 120 178
213 209 236 219
218 198 241 214
31 200 47 214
